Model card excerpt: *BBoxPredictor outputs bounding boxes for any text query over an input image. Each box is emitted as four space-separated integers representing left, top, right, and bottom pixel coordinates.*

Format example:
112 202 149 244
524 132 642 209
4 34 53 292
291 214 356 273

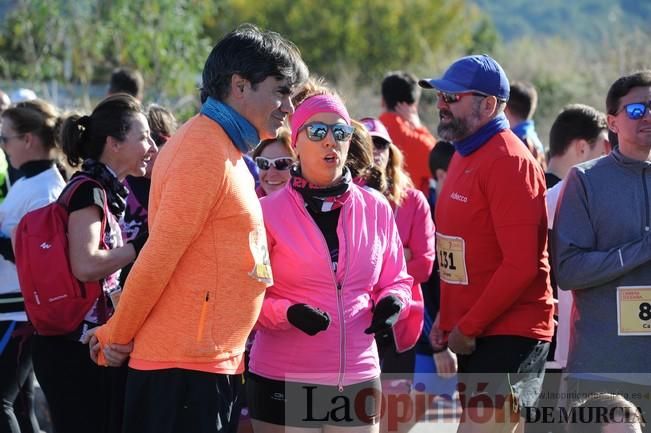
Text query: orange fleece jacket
379 112 436 196
95 114 270 369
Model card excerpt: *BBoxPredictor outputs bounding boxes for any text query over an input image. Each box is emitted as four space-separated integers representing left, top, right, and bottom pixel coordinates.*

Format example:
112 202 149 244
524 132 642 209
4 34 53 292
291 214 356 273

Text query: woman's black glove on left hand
364 295 403 334
287 304 331 336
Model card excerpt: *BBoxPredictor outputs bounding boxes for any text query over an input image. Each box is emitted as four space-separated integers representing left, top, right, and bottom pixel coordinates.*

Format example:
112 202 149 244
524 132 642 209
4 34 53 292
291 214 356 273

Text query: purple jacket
249 183 413 387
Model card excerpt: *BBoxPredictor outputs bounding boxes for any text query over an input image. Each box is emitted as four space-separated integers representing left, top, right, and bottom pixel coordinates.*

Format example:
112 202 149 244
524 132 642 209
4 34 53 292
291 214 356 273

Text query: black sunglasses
298 122 355 142
372 137 390 150
255 156 294 171
437 91 489 104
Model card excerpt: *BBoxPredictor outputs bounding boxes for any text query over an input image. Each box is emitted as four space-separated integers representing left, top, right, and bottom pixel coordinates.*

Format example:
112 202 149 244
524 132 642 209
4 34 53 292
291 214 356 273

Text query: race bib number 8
436 233 468 285
617 286 651 336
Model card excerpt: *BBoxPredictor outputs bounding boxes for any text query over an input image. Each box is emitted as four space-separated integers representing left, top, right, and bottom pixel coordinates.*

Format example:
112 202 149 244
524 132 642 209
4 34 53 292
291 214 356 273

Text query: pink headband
290 94 351 147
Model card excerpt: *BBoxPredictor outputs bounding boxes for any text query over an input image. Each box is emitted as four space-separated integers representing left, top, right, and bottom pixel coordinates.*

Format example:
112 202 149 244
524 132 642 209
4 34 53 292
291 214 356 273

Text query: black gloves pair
287 304 331 336
287 295 402 336
364 295 403 335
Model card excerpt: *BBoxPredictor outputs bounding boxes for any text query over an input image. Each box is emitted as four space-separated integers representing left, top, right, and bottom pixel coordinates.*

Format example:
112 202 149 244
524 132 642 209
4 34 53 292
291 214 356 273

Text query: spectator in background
505 81 547 169
8 89 36 105
545 104 611 189
108 68 144 101
119 104 177 287
3 90 37 190
0 99 67 433
361 117 435 377
427 140 455 213
0 90 11 202
250 127 295 197
380 71 437 196
0 91 10 114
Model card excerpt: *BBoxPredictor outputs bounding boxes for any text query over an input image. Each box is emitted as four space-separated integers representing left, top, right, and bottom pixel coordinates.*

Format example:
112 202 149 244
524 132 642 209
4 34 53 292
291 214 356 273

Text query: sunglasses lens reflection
305 123 353 142
625 103 647 120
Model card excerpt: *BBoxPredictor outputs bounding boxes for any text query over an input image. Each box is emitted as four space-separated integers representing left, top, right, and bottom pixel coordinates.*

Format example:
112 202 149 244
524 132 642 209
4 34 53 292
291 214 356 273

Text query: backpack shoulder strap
58 175 110 248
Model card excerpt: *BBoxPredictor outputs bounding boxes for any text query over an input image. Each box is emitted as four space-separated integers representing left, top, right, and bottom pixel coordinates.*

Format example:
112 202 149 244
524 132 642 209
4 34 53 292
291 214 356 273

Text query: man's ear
482 96 499 119
230 74 249 99
571 138 587 157
22 132 34 150
607 114 619 135
435 168 447 183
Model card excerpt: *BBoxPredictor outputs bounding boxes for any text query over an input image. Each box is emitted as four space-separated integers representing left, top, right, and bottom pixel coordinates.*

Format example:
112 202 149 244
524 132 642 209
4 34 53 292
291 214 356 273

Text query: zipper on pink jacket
336 217 349 392
303 204 349 392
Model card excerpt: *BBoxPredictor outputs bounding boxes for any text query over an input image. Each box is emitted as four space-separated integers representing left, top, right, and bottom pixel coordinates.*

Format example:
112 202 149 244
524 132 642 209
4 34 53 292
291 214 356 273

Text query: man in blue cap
421 54 554 433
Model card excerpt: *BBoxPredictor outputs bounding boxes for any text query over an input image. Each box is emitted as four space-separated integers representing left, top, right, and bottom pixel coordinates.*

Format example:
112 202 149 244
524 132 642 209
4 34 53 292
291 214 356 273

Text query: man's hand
447 326 476 355
81 327 133 367
429 312 448 351
394 102 422 128
103 342 134 367
433 348 458 379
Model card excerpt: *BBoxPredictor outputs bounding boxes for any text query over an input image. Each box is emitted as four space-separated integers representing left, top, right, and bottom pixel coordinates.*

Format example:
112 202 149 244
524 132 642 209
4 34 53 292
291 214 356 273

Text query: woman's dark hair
146 103 177 146
60 94 143 167
201 23 308 102
384 143 413 206
348 120 387 193
1 99 62 150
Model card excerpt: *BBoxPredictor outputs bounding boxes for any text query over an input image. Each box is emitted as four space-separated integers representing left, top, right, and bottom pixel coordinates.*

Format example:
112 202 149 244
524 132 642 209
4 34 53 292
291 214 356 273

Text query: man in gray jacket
553 70 651 424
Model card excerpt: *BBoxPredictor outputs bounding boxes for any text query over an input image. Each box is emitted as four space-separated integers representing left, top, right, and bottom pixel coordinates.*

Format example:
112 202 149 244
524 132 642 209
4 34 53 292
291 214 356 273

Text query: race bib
616 286 651 336
248 228 273 285
436 233 468 285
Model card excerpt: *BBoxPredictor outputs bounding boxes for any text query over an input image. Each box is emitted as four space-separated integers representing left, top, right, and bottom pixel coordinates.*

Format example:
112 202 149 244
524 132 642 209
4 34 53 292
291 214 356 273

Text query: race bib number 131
436 233 468 285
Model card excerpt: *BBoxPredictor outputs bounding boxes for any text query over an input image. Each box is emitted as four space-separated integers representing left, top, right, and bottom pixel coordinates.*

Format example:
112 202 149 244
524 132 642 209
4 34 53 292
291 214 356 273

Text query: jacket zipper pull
196 292 209 342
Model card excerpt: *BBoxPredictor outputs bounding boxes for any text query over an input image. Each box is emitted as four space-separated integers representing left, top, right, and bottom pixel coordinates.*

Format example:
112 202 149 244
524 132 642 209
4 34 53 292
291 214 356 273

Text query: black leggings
0 321 39 433
31 335 127 433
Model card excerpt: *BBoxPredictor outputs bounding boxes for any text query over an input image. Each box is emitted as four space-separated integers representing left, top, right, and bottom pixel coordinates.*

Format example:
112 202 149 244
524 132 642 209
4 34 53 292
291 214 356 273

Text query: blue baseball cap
418 54 510 101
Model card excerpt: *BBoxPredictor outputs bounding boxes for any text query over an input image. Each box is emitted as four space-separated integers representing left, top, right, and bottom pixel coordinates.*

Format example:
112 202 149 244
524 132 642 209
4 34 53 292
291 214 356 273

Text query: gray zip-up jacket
552 147 651 377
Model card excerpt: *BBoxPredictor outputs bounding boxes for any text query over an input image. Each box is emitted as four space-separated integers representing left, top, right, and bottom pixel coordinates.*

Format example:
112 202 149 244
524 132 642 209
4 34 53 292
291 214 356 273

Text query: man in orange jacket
88 24 308 433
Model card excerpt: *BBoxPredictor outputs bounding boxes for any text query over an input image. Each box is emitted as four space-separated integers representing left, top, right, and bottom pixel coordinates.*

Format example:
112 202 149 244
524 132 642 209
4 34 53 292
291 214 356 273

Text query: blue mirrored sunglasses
619 101 651 120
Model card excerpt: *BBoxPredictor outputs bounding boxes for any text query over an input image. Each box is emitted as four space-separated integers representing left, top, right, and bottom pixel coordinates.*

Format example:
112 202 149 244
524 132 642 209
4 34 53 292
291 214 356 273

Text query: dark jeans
31 334 127 433
123 368 243 433
0 321 39 433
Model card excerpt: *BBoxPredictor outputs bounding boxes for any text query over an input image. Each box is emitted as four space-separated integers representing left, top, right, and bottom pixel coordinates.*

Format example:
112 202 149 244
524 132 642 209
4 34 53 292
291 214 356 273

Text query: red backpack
15 176 108 336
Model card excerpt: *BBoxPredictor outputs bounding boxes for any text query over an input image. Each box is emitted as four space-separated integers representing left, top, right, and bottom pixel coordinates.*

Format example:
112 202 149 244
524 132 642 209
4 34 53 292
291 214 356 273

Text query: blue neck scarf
200 97 260 153
454 114 510 157
511 119 535 141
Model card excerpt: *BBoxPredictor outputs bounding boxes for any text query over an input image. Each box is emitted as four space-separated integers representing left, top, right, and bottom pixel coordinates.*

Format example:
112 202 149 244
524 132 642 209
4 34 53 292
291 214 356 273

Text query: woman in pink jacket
360 117 437 375
247 91 413 432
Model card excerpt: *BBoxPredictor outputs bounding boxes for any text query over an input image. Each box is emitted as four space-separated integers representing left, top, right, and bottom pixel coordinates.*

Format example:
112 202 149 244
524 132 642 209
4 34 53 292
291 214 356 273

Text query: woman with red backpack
30 94 157 433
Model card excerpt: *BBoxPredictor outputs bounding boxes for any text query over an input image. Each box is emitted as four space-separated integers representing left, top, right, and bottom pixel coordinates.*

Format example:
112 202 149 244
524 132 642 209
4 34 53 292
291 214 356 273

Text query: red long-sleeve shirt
435 129 554 340
379 112 436 196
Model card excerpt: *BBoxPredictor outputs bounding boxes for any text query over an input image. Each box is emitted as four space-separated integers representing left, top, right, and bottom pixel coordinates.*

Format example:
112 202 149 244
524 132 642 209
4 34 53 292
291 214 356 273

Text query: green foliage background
1 0 650 148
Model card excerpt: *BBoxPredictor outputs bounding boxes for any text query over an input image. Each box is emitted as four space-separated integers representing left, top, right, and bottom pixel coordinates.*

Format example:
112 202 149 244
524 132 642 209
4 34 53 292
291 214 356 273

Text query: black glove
287 304 331 336
128 231 148 256
364 295 403 334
